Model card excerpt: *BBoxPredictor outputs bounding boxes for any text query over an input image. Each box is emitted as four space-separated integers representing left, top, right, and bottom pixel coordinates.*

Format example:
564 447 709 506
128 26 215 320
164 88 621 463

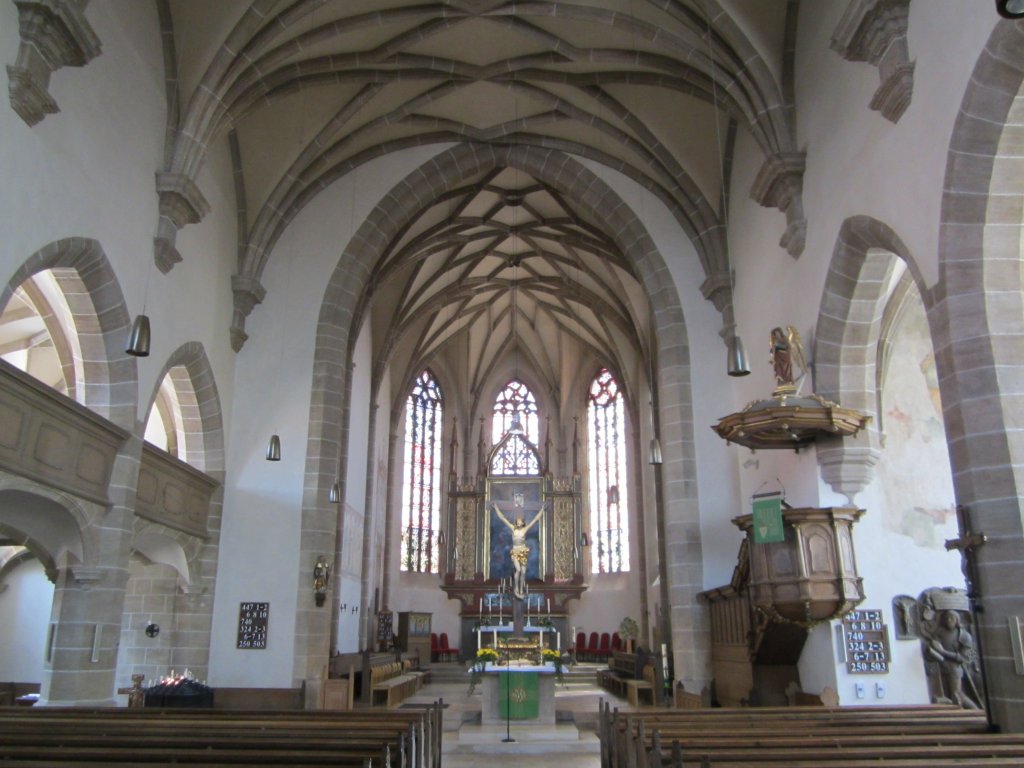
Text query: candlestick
547 597 551 615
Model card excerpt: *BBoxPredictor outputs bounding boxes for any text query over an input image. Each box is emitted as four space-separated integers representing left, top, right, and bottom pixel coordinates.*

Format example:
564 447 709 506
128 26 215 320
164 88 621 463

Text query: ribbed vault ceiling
370 166 650 403
162 1 793 391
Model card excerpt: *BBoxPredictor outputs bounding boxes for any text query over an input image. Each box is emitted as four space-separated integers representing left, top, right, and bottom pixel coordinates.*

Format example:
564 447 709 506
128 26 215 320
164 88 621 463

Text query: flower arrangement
468 647 500 695
542 648 565 685
477 647 500 664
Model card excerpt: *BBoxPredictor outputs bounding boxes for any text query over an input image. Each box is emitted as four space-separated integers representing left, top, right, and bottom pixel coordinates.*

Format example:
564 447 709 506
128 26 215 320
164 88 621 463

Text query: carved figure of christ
491 493 545 601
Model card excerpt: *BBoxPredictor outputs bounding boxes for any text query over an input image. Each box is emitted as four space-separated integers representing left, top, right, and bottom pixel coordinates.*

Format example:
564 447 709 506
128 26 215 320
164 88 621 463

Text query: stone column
39 557 129 706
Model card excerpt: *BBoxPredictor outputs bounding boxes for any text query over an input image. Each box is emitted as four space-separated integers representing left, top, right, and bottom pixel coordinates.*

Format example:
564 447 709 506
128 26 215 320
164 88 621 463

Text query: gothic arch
813 216 926 502
0 238 136 431
144 342 226 476
300 143 704 687
0 487 88 575
932 18 1024 731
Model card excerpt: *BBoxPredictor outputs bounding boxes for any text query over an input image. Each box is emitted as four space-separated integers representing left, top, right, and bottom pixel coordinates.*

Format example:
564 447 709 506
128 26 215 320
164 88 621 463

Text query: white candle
547 598 551 614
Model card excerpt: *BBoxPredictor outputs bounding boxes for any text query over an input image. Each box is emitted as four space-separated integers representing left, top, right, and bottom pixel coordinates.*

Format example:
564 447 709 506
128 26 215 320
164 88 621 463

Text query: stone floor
401 662 635 767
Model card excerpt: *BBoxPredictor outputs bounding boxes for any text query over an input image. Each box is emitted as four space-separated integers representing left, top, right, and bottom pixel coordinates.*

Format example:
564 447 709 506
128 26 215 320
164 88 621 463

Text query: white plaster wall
209 144 448 685
0 558 53 682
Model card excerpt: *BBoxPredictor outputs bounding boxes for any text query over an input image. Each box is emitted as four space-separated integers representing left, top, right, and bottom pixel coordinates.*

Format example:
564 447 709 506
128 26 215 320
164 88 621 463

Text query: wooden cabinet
396 612 432 668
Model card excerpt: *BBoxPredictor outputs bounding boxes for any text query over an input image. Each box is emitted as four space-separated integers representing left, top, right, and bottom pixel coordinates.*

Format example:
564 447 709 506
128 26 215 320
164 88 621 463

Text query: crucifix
116 673 146 708
945 505 987 601
490 493 546 635
944 504 996 722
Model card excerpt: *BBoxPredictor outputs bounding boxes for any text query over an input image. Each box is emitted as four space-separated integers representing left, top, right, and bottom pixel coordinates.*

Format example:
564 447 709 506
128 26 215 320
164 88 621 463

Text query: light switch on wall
855 682 866 699
876 682 886 698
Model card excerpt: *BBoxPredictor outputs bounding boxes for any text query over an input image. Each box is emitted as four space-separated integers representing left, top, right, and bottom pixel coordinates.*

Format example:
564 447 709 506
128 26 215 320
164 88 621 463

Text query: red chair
439 632 459 662
611 632 623 653
596 631 611 660
575 632 587 661
430 632 440 663
586 631 600 662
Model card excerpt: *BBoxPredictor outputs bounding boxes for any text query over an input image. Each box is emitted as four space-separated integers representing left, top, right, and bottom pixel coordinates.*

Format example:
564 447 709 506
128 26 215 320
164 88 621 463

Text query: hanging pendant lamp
126 314 151 357
266 434 281 461
727 333 750 377
648 438 663 465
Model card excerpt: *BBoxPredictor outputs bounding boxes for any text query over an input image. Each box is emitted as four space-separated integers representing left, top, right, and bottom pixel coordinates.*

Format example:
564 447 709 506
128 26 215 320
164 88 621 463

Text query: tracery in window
490 379 540 475
588 368 630 573
400 370 444 573
491 379 539 443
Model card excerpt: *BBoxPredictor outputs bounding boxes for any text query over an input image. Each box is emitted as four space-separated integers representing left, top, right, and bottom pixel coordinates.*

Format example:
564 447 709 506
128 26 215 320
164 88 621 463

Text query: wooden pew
598 651 655 706
598 701 1024 768
370 658 429 708
0 700 443 768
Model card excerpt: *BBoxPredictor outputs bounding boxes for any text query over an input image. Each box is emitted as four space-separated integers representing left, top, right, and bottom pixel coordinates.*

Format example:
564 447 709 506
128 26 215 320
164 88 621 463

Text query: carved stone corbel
153 172 211 273
830 0 915 123
750 153 807 258
6 0 102 126
229 275 267 352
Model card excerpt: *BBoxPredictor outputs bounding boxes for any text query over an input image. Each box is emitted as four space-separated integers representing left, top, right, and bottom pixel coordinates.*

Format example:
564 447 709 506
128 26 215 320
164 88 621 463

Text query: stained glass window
400 370 443 573
491 379 539 443
491 379 541 475
588 368 630 573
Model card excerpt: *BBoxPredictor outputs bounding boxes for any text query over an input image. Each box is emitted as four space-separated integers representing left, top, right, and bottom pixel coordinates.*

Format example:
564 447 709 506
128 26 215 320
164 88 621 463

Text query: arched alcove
298 143 704 687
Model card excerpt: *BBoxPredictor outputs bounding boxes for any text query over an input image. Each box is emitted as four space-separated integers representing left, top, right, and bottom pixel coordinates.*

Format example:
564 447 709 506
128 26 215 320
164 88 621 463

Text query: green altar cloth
498 671 539 719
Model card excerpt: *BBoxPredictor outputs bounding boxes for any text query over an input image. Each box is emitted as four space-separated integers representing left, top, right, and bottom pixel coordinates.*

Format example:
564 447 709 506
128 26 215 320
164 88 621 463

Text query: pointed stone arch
144 342 226 476
296 143 705 688
813 216 926 502
932 18 1024 732
0 487 88 576
0 238 136 431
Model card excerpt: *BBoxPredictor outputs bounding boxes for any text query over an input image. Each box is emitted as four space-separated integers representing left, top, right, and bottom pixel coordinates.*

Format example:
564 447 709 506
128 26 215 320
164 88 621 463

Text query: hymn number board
843 609 890 674
237 602 269 649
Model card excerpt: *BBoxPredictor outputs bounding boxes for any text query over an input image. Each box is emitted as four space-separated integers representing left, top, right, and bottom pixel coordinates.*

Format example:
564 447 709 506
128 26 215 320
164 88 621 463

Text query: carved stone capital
6 0 100 126
831 0 914 123
750 153 807 258
156 172 210 229
14 0 102 68
750 153 805 211
830 0 909 64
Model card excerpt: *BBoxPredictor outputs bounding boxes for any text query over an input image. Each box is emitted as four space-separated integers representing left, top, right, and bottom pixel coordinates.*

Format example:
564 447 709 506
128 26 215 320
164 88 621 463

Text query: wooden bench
370 659 428 708
625 663 656 706
0 702 444 767
598 702 1024 768
599 651 654 705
